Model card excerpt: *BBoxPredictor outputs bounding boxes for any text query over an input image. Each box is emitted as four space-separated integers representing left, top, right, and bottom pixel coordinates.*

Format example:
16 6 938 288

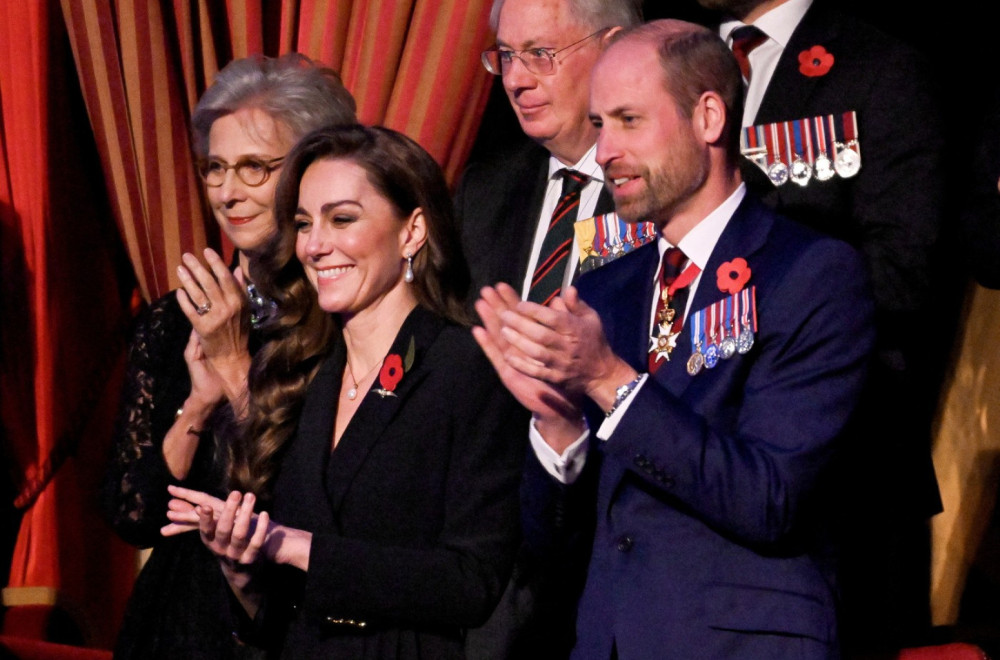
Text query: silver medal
767 160 789 186
720 335 737 360
834 141 861 178
790 157 812 187
814 153 835 181
737 327 755 354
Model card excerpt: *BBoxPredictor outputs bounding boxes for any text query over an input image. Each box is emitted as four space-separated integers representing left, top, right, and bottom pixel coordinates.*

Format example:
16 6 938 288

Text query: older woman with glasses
163 125 528 659
103 53 355 660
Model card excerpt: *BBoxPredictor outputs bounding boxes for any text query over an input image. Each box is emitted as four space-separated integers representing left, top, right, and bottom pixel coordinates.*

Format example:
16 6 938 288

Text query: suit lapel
281 337 345 530
594 185 614 216
755 3 840 123
511 147 552 285
325 306 443 512
656 196 772 396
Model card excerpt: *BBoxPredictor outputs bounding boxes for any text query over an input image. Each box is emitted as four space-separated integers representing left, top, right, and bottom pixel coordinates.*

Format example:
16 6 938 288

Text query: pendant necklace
345 358 382 400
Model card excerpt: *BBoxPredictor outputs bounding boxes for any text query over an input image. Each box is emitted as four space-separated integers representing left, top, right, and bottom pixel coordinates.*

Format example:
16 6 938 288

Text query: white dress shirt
529 184 748 483
718 0 813 127
519 145 606 299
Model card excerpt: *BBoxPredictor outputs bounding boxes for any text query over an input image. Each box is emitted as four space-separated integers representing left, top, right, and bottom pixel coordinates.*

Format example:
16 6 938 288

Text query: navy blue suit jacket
526 194 875 659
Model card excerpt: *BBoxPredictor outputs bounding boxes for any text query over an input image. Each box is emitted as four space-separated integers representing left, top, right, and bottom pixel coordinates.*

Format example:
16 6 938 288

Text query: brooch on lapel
740 111 861 187
686 260 758 376
373 336 416 398
798 45 834 77
717 258 751 294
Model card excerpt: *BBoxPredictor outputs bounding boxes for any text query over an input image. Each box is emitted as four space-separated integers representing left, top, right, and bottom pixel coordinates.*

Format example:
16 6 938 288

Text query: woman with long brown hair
104 54 355 659
165 125 527 658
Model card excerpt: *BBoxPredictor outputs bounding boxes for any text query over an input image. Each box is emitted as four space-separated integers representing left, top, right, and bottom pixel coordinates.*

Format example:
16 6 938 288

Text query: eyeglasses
197 156 285 187
481 28 609 76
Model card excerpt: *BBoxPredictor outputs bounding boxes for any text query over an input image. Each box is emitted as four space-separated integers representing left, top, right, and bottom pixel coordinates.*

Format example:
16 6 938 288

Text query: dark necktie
528 169 590 305
730 24 767 84
649 247 700 373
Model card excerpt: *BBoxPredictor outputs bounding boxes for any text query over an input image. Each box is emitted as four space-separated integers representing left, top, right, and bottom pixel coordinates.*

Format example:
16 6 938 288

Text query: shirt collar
719 0 812 50
547 143 603 183
658 183 747 272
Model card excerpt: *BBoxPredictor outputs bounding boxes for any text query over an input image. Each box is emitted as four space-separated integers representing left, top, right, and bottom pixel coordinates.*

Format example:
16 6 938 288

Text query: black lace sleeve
102 294 221 547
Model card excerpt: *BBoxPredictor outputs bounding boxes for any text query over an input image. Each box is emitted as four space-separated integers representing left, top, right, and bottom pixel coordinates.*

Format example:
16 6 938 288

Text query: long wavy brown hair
229 124 471 501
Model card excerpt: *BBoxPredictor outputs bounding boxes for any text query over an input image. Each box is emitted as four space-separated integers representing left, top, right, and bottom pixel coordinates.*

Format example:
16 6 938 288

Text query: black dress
102 293 246 659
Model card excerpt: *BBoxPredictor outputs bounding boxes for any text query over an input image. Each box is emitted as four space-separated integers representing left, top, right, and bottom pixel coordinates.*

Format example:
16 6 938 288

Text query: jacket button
654 470 674 487
616 535 634 552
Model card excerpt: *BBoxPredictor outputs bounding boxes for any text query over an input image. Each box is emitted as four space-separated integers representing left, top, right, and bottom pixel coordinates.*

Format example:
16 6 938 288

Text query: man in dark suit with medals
475 19 874 658
460 2 643 657
697 0 946 652
456 0 644 305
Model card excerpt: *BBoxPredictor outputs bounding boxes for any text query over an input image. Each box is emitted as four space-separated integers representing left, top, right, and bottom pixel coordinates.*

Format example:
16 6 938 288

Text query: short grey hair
191 53 357 158
489 0 643 33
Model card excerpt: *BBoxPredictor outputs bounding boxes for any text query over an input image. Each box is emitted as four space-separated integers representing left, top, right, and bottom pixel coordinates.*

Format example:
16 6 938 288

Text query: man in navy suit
475 19 874 658
698 0 946 650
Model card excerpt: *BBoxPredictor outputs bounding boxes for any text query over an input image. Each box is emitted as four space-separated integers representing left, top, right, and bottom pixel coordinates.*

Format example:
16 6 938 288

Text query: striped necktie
528 169 590 305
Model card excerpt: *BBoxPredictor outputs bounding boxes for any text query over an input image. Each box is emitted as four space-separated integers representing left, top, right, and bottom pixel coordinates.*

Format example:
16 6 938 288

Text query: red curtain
2 0 496 648
1 0 137 647
60 0 496 302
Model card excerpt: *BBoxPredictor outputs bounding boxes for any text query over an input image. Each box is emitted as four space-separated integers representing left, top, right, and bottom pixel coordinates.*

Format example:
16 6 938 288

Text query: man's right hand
473 284 585 454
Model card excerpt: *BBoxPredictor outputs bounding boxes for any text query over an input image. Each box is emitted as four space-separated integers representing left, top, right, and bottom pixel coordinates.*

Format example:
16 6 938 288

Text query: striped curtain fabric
60 0 496 302
2 0 497 646
1 0 140 646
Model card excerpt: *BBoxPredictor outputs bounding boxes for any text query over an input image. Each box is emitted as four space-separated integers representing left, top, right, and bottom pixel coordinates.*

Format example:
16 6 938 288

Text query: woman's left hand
163 485 313 572
162 485 270 568
176 248 252 405
163 485 270 615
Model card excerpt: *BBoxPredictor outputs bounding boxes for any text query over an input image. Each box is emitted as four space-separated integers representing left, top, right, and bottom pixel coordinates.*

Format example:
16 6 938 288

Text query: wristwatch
607 374 643 417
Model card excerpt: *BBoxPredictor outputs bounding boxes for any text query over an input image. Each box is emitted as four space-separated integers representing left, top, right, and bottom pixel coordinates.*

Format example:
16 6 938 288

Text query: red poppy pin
373 337 416 398
717 258 751 294
798 45 833 77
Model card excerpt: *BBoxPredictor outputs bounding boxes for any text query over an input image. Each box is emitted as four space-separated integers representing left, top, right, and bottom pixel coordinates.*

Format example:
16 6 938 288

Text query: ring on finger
196 300 212 316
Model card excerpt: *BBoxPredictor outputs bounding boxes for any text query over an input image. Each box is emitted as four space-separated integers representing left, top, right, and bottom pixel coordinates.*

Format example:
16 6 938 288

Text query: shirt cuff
529 416 590 484
597 373 648 440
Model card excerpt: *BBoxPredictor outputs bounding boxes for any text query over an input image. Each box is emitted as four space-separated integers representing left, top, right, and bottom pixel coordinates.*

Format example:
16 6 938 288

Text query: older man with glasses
456 0 642 310
459 2 642 656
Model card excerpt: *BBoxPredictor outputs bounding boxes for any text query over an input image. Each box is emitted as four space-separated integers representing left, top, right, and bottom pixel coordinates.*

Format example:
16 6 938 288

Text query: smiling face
496 0 604 164
591 39 709 227
205 107 296 252
294 158 425 321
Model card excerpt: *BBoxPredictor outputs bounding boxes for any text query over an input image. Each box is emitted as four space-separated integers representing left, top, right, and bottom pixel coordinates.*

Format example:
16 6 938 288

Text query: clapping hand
163 485 270 572
175 248 252 406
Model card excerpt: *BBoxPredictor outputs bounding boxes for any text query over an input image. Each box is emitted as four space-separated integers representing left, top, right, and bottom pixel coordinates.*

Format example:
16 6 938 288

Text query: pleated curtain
1 0 495 647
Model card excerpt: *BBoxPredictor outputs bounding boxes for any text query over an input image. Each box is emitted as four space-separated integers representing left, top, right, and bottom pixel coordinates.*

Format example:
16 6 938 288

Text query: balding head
613 20 743 159
589 20 743 236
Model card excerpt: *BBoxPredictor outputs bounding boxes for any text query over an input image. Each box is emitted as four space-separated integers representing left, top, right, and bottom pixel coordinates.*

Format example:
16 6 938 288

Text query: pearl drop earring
404 251 414 283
